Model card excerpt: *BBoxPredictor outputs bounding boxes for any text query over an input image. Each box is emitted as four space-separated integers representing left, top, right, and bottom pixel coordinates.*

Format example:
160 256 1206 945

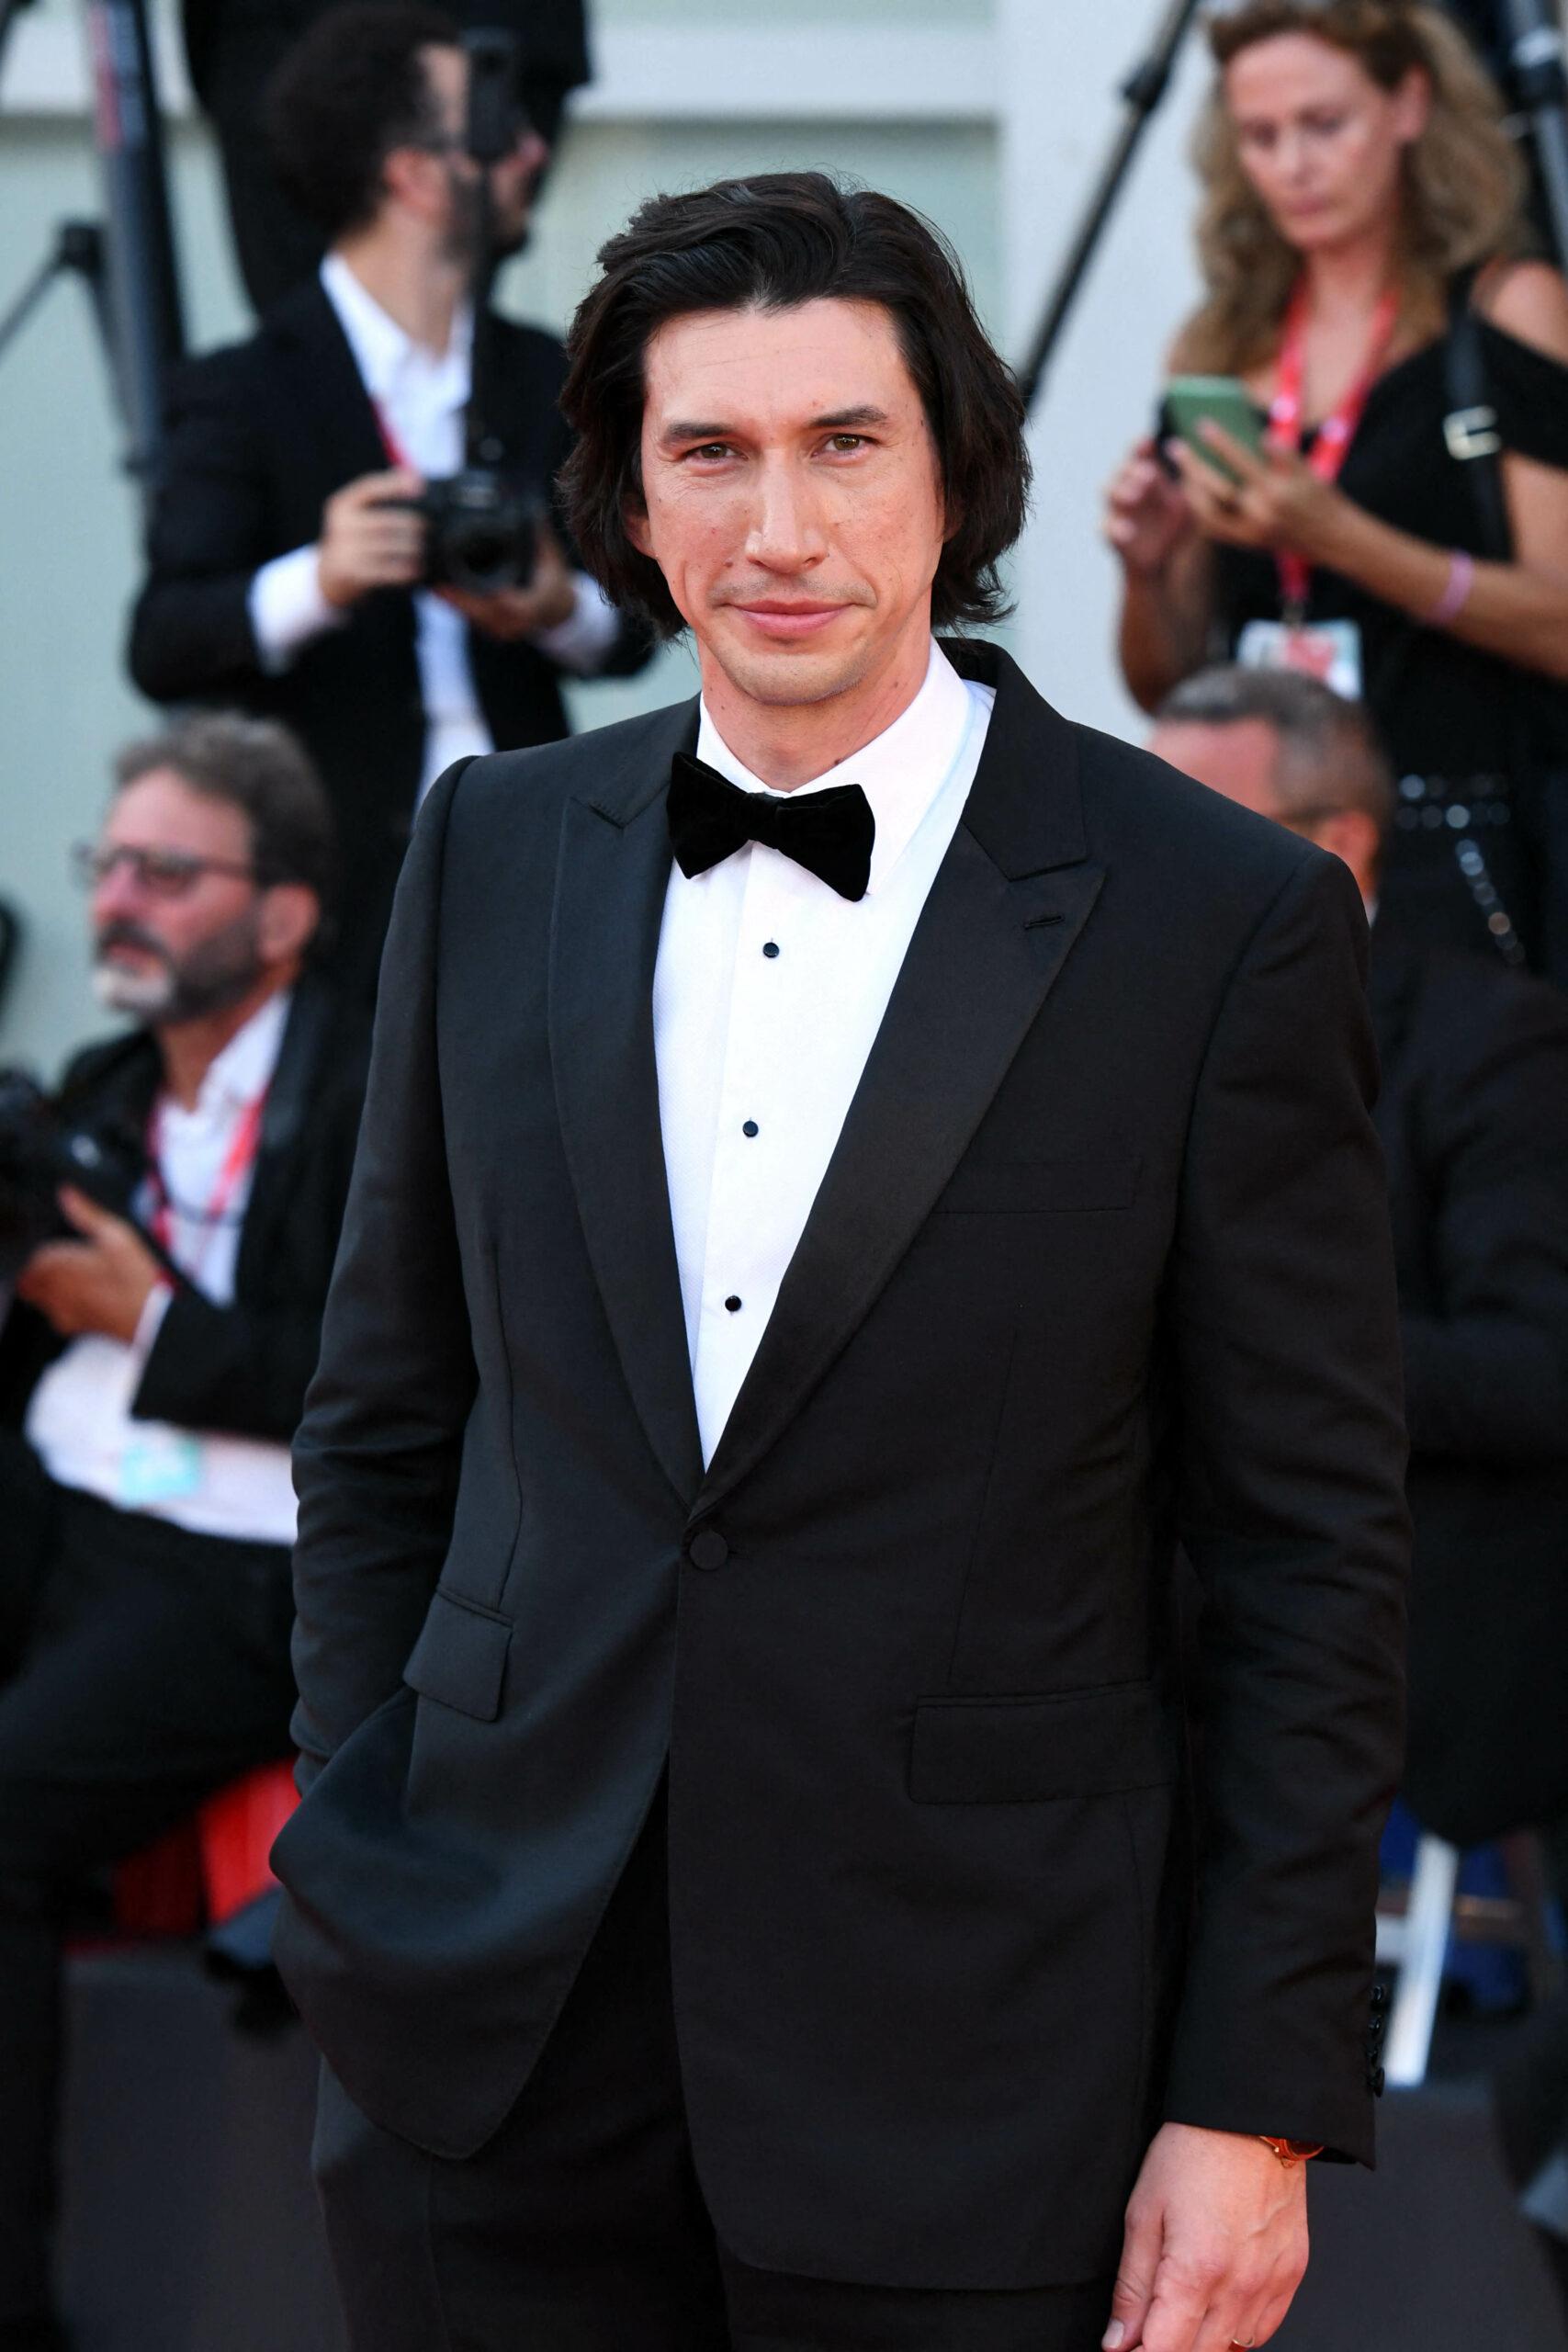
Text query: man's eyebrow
659 421 730 447
655 403 893 448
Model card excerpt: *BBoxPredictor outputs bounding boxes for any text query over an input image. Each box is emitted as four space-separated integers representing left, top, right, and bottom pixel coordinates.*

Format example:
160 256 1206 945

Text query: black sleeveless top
1210 315 1568 778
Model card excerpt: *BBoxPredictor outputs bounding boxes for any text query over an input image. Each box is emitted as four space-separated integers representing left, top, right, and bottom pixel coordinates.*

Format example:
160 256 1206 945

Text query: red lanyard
1265 278 1400 619
146 1091 268 1283
371 400 412 469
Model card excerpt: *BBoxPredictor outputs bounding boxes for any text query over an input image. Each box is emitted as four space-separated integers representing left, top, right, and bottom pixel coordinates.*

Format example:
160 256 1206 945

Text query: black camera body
392 468 545 598
0 1070 139 1285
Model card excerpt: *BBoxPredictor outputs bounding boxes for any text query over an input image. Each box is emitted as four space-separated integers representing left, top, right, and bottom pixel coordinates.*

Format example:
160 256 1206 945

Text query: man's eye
826 435 867 453
687 443 733 462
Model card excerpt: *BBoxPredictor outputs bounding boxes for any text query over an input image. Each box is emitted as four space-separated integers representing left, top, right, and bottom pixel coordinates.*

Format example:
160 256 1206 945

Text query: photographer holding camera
129 5 649 1001
0 716 367 2352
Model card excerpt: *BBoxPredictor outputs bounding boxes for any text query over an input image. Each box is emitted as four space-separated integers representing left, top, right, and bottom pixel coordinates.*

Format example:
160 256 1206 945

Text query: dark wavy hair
559 173 1032 639
115 714 336 909
265 4 459 245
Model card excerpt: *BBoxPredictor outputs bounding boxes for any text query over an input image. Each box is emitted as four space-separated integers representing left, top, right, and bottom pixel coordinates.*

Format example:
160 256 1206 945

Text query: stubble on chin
705 624 881 713
92 960 176 1019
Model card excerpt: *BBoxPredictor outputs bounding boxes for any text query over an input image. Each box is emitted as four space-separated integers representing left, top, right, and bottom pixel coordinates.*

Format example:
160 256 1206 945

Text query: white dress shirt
654 640 995 1466
25 992 299 1545
247 254 620 802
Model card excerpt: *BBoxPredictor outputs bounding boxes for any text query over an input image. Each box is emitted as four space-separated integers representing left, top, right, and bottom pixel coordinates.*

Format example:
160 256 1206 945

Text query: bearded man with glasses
0 712 367 2352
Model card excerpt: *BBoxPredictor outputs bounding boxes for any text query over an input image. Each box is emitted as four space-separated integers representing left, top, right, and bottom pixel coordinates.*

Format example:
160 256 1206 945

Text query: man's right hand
1104 438 1196 581
316 467 427 608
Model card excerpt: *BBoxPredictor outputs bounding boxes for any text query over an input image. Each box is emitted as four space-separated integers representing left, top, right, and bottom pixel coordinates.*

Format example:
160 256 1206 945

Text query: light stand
1018 0 1206 415
0 0 186 500
0 220 111 373
1496 0 1568 272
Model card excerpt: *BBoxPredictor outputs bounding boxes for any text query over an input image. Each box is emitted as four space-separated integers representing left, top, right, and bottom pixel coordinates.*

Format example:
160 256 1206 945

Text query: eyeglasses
72 842 261 899
411 109 534 162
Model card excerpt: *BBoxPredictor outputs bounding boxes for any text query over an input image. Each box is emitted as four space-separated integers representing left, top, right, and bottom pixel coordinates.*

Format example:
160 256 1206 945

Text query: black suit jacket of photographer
126 277 650 999
273 642 1410 2291
0 977 367 1447
1371 930 1568 1848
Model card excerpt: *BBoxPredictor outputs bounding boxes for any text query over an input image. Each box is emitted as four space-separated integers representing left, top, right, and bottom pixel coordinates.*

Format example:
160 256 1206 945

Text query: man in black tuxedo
181 0 591 313
275 175 1409 2352
0 715 367 2352
130 5 648 1001
1150 663 1568 1860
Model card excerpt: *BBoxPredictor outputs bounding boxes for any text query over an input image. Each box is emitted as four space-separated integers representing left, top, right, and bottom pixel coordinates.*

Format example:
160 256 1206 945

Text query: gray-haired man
0 715 367 2352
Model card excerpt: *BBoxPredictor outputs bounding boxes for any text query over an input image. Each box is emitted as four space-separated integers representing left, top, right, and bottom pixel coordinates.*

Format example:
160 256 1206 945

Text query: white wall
0 0 1207 1069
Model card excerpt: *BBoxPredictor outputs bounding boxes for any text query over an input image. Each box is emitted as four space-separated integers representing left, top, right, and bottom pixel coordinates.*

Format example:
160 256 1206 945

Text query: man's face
1148 718 1286 820
628 298 950 718
89 772 272 1023
422 42 549 262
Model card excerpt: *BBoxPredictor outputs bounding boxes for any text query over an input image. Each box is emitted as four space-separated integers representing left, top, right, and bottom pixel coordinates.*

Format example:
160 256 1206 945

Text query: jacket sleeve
130 1292 330 1444
288 762 478 1795
126 353 275 703
1164 850 1410 2166
1398 982 1568 1464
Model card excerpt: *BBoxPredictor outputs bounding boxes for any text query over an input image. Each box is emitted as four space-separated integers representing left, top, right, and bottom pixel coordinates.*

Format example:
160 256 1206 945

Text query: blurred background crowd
2 0 1568 2345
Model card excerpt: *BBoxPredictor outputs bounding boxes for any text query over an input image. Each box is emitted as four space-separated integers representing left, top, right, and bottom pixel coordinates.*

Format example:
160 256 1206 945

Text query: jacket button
687 1529 729 1572
1369 2064 1386 2098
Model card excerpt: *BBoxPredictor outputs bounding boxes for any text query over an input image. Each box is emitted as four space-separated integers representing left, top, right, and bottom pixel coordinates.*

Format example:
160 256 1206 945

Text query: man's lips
728 601 852 641
96 937 164 965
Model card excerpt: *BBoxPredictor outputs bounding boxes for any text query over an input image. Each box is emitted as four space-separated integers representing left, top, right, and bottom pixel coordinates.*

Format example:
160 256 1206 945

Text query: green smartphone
1165 375 1265 481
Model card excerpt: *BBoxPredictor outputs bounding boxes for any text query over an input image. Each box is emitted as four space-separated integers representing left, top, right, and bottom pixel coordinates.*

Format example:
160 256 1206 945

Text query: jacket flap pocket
909 1679 1176 1804
932 1154 1141 1216
403 1589 512 1722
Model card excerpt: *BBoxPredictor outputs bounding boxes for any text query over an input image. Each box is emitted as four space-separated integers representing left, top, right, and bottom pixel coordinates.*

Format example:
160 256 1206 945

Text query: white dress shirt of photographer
25 990 298 1546
247 252 620 802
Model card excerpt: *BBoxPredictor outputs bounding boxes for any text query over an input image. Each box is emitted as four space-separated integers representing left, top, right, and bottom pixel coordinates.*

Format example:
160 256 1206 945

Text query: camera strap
1267 277 1400 621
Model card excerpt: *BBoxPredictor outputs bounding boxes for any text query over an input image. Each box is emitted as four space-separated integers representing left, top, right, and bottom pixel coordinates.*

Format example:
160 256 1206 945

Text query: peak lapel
695 657 1104 1516
548 701 705 1510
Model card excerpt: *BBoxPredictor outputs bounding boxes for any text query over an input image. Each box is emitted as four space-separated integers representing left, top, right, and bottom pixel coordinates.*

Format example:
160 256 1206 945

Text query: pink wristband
1428 549 1475 628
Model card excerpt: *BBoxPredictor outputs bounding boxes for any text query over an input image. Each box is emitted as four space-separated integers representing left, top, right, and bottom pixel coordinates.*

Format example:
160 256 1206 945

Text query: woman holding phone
1106 0 1568 969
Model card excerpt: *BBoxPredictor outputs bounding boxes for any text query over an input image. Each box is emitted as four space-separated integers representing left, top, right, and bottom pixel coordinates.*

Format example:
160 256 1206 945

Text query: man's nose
745 460 827 572
93 859 142 921
92 855 161 929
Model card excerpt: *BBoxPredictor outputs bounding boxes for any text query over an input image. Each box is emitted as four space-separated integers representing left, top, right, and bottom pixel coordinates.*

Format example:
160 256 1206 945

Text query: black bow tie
668 753 875 902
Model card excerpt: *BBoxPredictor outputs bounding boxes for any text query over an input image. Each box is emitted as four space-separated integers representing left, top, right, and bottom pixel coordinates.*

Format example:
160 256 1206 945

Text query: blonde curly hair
1176 0 1530 373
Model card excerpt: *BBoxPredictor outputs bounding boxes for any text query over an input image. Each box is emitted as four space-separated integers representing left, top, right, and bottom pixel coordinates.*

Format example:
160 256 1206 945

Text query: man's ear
381 142 447 224
257 883 321 967
1314 809 1382 896
624 496 654 560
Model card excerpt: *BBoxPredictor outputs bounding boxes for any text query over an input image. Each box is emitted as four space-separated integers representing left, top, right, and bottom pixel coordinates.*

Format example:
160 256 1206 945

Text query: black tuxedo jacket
1371 931 1568 1847
274 645 1409 2290
0 978 367 1448
126 280 649 994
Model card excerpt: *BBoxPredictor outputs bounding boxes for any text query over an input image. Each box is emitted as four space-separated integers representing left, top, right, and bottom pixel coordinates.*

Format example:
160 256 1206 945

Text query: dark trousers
0 1458 297 2329
315 1795 1116 2352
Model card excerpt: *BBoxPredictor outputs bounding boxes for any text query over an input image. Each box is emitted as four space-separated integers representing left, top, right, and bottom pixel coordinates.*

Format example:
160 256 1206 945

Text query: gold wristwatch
1258 2137 1324 2166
